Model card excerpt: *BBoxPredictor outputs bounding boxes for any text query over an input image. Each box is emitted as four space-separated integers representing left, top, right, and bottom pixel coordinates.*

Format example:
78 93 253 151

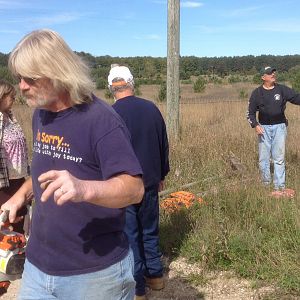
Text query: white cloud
0 0 24 9
251 20 300 33
133 34 161 40
194 18 300 34
152 1 166 4
225 6 262 17
0 29 19 34
181 1 203 8
28 13 82 26
153 0 203 8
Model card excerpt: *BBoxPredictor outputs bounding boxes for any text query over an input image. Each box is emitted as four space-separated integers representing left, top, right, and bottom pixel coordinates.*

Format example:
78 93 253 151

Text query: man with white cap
247 66 300 197
108 64 170 300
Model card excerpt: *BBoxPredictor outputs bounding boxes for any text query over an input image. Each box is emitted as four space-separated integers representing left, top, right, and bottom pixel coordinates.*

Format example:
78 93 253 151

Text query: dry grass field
8 82 300 299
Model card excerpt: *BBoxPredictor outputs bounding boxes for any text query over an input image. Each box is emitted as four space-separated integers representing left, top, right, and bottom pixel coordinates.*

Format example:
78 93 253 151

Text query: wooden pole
167 0 180 140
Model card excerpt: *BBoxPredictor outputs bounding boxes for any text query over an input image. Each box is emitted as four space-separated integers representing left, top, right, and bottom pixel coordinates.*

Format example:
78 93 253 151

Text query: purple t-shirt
26 96 142 276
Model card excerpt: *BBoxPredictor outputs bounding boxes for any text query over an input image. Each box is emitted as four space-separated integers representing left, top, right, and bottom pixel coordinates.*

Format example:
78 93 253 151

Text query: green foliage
208 75 223 84
239 89 248 99
96 77 107 90
181 79 193 84
160 185 300 294
0 66 15 84
134 84 142 96
193 76 206 93
291 73 300 93
228 75 242 83
158 82 166 102
253 73 262 84
2 51 300 80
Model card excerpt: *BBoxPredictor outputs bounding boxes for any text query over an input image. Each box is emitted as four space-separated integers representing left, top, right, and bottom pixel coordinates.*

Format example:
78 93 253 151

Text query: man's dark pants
125 184 163 296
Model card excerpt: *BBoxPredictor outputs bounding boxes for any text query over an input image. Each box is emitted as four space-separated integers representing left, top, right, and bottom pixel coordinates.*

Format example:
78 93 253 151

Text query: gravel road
1 257 297 300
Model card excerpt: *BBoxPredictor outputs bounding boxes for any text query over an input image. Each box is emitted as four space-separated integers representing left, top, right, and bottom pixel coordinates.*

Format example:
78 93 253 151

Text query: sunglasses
17 75 39 85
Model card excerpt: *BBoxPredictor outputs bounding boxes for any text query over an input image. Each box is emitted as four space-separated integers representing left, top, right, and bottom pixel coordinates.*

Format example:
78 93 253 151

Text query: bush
158 82 166 102
228 75 242 84
239 89 248 99
193 76 206 93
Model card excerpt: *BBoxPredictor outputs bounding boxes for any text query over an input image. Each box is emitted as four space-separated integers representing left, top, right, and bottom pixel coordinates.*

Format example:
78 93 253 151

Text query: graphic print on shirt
33 129 83 163
274 94 281 101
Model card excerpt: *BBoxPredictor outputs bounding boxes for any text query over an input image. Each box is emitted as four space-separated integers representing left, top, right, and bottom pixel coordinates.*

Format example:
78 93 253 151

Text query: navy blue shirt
27 96 142 275
113 96 169 188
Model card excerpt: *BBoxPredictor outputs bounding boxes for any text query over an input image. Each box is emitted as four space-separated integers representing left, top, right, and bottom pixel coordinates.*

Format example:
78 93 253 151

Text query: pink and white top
2 115 29 179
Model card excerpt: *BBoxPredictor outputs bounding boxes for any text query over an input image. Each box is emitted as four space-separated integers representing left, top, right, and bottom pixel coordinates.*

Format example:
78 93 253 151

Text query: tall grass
159 99 300 296
13 84 300 296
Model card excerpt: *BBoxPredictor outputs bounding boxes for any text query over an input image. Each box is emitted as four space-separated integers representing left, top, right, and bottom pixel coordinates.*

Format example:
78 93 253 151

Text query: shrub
239 89 248 99
158 82 166 102
193 76 206 93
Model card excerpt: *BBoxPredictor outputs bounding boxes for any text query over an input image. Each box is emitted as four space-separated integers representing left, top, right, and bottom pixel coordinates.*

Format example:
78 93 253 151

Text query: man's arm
247 90 259 128
161 121 170 180
38 170 144 207
0 177 33 224
282 85 300 105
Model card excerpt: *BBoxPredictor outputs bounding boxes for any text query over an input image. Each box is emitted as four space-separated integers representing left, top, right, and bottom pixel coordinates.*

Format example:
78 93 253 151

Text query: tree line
1 51 300 90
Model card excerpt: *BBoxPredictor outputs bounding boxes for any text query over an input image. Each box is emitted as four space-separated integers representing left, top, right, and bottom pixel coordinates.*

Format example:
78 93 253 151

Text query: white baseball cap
108 65 134 86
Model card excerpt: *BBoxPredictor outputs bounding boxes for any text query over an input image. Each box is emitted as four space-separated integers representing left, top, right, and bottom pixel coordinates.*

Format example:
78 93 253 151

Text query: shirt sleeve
160 121 170 180
282 85 300 105
247 89 259 128
96 125 143 180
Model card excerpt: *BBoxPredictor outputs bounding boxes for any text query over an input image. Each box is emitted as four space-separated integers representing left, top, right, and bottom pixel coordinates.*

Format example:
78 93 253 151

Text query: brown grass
12 82 300 191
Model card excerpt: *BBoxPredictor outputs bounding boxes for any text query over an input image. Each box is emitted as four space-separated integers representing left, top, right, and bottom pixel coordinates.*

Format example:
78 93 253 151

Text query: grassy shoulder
160 183 300 296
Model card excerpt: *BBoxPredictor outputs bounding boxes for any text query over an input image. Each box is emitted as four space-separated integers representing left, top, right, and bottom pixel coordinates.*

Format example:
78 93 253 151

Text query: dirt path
1 257 298 299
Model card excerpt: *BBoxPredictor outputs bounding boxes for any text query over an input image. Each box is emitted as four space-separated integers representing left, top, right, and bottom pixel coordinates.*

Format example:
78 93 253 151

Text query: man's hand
255 125 264 135
39 170 88 206
0 194 26 226
39 170 144 208
158 181 164 192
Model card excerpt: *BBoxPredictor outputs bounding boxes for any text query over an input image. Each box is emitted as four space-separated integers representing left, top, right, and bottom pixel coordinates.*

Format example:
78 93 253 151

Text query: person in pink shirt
0 80 29 233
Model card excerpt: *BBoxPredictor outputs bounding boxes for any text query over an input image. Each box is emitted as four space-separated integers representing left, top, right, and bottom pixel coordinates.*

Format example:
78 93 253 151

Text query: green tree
96 77 107 90
0 66 15 84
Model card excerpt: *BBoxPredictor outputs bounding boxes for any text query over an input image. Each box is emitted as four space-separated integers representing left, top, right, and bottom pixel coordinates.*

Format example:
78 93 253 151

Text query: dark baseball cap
260 66 276 76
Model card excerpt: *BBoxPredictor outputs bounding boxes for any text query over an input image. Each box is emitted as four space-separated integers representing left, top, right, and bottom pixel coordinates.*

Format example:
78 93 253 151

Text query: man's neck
262 82 275 90
43 90 73 112
115 90 134 101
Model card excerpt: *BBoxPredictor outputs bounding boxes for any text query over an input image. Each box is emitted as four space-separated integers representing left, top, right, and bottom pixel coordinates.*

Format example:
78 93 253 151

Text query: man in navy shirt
247 66 300 198
1 29 144 300
109 65 169 300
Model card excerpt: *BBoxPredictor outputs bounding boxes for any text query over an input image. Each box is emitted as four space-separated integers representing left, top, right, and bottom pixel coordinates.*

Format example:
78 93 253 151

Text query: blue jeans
18 250 135 300
258 123 287 190
125 184 163 296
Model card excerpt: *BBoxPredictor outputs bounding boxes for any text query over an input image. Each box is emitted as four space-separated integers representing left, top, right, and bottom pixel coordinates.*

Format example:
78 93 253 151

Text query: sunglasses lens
24 77 35 85
17 76 36 85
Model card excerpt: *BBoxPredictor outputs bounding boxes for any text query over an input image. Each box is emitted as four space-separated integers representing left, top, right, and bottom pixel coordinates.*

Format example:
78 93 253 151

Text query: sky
1 0 300 58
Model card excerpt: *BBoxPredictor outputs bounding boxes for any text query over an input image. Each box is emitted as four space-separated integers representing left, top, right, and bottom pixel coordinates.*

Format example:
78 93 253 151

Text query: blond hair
8 29 95 104
0 80 15 102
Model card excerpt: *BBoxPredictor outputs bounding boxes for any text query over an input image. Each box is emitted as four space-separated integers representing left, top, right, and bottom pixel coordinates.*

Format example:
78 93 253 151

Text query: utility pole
167 0 180 140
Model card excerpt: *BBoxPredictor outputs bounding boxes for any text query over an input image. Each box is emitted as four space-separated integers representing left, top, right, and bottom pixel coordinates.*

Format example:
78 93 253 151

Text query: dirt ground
2 257 296 300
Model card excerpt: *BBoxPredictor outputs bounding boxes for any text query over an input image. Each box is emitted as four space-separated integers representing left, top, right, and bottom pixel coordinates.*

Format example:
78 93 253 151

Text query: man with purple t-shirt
1 29 144 300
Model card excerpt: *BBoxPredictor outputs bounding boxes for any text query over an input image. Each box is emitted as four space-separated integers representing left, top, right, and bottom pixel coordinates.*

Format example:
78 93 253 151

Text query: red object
270 188 295 198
